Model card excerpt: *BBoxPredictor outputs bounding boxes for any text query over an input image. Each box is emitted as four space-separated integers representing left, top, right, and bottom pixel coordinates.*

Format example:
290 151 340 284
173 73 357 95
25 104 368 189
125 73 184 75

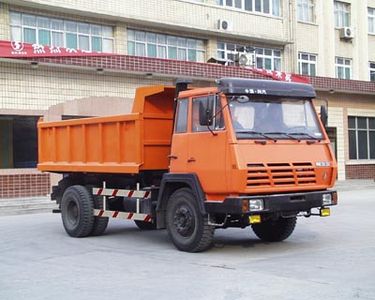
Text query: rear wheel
61 185 95 237
166 188 214 252
252 216 297 242
90 193 109 236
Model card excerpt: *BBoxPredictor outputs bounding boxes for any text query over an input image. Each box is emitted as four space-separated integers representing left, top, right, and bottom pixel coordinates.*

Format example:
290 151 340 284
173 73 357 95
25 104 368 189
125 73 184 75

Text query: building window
127 30 205 62
255 48 281 70
369 8 375 34
335 57 351 79
217 0 281 17
297 0 315 23
298 52 317 76
334 1 350 27
348 116 375 160
370 62 375 81
217 42 281 71
9 11 114 52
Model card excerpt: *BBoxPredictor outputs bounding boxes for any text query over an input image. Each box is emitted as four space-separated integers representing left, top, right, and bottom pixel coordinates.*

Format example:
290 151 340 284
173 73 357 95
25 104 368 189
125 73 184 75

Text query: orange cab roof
179 87 218 98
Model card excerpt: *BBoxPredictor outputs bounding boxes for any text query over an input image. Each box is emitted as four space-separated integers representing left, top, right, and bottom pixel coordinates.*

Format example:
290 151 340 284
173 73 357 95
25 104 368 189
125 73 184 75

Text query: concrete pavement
0 187 374 300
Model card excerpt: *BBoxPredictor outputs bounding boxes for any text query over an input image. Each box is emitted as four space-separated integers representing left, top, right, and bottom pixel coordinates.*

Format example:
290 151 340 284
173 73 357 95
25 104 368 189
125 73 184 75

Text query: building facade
0 0 374 198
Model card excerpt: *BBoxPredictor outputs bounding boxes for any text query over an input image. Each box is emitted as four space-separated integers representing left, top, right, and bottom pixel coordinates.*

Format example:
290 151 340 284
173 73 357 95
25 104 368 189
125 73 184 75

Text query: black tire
90 194 109 236
61 185 95 237
252 216 297 242
166 188 214 252
134 220 157 230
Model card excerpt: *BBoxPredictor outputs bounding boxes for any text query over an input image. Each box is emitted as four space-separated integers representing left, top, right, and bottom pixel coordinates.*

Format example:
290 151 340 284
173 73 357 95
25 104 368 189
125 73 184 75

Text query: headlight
322 193 332 205
249 199 264 211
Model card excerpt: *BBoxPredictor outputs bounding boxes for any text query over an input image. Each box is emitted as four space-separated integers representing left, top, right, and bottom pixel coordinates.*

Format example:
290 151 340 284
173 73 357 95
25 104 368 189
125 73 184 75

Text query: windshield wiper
288 132 321 140
263 132 300 140
236 130 272 140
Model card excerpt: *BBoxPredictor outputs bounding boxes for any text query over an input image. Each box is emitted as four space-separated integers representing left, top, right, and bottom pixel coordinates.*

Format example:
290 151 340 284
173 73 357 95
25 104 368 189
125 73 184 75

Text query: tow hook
300 207 330 218
299 211 311 218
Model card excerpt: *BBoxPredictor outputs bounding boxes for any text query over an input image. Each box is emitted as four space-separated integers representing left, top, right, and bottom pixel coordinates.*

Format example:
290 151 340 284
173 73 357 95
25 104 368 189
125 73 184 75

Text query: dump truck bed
38 85 175 174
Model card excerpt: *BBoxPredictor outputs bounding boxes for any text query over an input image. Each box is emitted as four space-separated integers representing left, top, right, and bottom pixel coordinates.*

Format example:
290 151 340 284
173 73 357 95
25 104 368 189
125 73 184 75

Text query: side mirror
199 97 214 126
320 105 328 128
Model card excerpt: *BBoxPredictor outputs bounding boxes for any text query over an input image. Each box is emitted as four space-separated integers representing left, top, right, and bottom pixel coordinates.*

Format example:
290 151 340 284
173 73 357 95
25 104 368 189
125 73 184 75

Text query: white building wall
0 2 10 40
0 61 172 110
328 107 345 180
4 0 287 44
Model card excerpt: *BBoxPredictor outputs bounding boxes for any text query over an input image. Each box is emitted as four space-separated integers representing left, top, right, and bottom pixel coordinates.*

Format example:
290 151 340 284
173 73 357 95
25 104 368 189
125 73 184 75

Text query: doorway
0 116 39 169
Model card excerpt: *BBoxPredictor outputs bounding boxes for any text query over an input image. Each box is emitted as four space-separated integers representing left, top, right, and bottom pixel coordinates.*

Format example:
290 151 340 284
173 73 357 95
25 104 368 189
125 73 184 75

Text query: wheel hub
66 200 79 226
173 206 194 237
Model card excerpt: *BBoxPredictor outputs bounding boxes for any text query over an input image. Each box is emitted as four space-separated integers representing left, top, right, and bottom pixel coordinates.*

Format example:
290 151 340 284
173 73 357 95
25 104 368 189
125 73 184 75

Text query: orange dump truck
38 78 338 252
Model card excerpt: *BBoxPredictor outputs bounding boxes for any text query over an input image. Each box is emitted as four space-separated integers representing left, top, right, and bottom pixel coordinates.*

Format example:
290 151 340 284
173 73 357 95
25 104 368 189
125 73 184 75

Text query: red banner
0 40 112 58
251 67 310 84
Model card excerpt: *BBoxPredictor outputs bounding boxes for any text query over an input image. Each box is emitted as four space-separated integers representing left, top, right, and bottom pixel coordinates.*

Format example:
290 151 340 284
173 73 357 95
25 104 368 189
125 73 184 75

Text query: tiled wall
0 172 50 198
346 165 375 179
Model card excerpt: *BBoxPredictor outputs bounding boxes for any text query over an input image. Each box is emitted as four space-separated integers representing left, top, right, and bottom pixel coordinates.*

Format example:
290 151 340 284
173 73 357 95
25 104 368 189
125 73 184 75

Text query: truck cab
170 78 336 196
157 78 337 250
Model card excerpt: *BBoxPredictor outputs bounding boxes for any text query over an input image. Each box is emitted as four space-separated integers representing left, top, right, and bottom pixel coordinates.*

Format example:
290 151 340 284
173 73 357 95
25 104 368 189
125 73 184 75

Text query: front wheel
166 188 214 252
252 216 297 242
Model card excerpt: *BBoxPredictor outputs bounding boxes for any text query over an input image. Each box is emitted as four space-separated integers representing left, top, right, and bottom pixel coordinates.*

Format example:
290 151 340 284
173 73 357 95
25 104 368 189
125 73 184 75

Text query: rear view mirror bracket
320 103 328 128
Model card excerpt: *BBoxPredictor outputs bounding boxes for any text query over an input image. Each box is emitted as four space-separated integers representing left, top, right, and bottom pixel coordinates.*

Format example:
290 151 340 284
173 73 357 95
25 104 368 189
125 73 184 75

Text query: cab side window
192 95 224 132
175 98 188 133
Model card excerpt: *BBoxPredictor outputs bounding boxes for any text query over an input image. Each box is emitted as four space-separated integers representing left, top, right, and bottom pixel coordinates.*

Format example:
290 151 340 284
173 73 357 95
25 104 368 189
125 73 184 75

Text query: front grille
247 162 316 188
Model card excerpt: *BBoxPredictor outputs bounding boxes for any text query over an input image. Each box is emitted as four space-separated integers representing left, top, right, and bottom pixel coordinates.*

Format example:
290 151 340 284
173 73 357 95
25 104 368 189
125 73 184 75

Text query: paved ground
0 196 57 216
0 188 375 300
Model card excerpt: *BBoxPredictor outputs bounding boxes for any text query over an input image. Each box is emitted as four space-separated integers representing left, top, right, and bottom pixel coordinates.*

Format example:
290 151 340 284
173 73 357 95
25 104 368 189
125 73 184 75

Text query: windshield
228 96 323 140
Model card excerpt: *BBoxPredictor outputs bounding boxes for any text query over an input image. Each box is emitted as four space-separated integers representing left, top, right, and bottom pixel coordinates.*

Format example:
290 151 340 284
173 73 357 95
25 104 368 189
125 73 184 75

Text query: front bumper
205 190 337 215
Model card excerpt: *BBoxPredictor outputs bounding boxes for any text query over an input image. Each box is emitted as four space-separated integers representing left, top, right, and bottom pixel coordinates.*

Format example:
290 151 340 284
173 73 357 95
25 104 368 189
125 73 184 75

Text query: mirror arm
206 120 217 136
211 102 229 122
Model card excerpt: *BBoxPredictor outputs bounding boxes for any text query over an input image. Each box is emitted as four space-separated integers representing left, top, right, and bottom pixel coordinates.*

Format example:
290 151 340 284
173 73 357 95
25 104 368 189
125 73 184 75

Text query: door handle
168 154 178 160
187 157 196 163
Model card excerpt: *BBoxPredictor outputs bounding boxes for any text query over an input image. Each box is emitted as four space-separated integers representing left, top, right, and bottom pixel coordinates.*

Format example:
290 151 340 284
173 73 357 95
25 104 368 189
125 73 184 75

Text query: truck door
169 98 189 172
187 95 227 197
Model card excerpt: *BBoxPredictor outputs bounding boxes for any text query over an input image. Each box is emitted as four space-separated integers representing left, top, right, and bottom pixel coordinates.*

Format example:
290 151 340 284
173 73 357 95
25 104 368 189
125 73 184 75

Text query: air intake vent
247 162 316 188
